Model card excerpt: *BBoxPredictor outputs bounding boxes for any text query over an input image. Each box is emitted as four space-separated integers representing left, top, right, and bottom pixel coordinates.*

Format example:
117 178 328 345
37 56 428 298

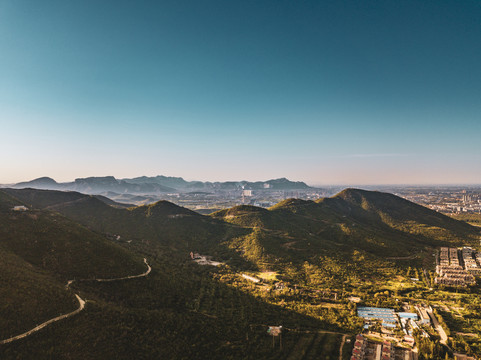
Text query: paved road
385 254 418 260
67 258 151 287
95 258 151 282
426 308 448 344
0 294 85 345
1 258 151 345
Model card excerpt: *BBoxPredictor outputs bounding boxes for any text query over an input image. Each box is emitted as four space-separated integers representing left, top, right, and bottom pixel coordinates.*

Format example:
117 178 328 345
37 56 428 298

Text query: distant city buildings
394 188 481 214
150 188 330 212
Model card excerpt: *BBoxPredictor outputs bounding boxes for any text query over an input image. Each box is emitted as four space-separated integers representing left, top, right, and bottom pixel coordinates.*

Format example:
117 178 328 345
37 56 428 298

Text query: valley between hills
1 187 481 359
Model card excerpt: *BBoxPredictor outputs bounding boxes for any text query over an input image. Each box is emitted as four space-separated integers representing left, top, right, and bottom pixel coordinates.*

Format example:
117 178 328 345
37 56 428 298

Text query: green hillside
6 187 479 270
0 208 145 280
327 188 476 240
0 190 152 356
1 255 345 360
4 190 245 262
2 187 480 358
0 198 345 359
4 188 129 209
211 189 479 267
0 191 25 211
452 213 481 227
0 248 78 339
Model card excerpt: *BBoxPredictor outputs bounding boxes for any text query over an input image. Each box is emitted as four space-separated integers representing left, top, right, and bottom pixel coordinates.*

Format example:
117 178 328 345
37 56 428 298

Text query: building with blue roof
357 307 398 328
398 312 418 320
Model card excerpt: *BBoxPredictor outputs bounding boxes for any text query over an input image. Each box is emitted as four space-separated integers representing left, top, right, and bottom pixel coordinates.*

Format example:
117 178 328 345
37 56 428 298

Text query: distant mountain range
10 175 313 194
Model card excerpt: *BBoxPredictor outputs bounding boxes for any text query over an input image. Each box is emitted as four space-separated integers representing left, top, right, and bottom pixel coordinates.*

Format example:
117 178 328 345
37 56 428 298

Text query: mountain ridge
11 175 313 194
8 186 478 267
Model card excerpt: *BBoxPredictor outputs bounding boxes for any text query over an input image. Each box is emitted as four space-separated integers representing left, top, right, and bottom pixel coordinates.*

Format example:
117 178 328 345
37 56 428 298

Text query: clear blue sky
1 0 480 185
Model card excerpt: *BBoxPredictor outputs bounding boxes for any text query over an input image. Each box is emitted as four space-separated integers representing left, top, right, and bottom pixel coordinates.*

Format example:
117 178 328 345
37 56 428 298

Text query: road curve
67 258 151 288
1 258 151 345
95 258 151 282
0 294 85 345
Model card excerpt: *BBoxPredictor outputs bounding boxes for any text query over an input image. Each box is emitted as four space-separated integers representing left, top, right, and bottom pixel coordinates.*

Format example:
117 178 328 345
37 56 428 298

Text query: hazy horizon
3 173 481 188
1 1 480 185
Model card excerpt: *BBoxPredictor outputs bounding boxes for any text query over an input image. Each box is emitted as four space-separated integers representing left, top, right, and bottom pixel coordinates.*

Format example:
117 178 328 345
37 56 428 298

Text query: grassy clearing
257 271 279 281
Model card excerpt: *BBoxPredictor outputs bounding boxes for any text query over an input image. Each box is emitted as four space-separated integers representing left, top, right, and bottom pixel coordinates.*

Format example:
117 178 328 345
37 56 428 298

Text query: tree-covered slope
0 191 146 280
212 189 480 269
3 189 249 262
326 188 475 237
0 247 344 360
3 187 478 359
0 248 78 340
0 190 151 355
7 187 479 268
3 188 129 209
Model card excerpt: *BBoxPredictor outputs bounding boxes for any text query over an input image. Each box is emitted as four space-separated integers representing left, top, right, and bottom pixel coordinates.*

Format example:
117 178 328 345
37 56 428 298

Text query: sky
1 0 480 185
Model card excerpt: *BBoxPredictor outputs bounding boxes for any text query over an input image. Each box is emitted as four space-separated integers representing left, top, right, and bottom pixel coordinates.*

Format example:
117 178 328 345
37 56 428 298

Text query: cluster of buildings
394 187 481 214
413 305 431 326
435 247 477 286
462 247 481 276
351 335 413 360
357 306 429 338
357 307 397 330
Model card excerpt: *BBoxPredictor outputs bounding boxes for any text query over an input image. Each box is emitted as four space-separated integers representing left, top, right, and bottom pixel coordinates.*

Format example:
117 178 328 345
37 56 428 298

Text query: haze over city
1 0 480 185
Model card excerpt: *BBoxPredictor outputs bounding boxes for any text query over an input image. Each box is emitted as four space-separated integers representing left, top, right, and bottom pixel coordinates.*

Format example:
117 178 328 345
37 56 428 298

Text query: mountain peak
13 177 58 189
140 200 199 217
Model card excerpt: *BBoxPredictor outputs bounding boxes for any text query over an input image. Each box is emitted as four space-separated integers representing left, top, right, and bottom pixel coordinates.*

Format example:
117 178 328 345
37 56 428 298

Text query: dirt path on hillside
67 258 151 288
1 258 151 345
385 254 418 260
0 295 85 345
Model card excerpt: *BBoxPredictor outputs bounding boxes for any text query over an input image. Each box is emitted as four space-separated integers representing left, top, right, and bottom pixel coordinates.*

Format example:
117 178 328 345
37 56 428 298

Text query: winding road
67 258 152 287
0 295 85 345
1 258 151 345
96 258 151 282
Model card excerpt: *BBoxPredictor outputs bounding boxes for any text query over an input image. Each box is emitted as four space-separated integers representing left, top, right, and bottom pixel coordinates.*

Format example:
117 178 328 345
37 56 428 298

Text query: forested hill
0 189 345 360
2 187 481 358
0 194 146 280
2 188 240 257
328 188 473 232
3 188 131 209
5 187 479 266
212 188 480 267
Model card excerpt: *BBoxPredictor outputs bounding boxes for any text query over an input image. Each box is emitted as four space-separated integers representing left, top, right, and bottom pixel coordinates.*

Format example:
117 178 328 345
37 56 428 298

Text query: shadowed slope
0 191 145 280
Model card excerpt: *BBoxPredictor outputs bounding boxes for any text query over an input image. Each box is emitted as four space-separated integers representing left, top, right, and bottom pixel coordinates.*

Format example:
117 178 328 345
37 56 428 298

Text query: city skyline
1 1 480 185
